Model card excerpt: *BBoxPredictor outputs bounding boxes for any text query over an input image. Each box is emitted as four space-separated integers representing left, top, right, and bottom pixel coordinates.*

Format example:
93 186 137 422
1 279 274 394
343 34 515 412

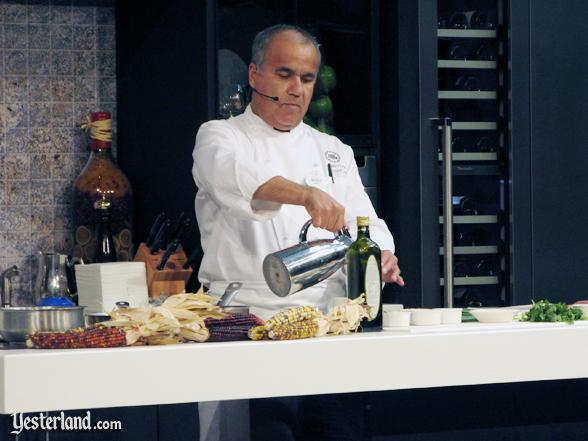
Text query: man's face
249 31 319 131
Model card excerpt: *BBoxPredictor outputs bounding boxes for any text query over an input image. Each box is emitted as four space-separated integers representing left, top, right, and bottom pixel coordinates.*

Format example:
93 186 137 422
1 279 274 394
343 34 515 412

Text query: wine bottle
470 10 496 29
452 195 478 215
475 136 495 152
438 40 467 60
475 42 496 61
449 12 468 29
454 75 481 91
346 216 383 331
73 112 134 263
94 199 117 263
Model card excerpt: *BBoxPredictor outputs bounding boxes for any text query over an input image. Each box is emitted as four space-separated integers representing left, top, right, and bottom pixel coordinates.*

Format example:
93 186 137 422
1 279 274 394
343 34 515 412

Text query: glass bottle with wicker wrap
346 216 383 331
73 112 134 262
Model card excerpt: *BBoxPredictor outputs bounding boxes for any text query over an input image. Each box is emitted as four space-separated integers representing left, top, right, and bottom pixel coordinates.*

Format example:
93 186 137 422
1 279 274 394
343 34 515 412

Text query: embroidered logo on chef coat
325 151 341 163
323 150 346 176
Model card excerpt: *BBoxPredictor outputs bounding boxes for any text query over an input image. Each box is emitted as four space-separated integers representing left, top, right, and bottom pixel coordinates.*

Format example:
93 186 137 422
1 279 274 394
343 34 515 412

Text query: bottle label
364 255 381 319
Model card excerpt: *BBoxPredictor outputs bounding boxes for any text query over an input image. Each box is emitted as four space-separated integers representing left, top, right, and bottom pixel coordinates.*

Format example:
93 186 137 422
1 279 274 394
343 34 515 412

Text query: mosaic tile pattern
0 0 116 305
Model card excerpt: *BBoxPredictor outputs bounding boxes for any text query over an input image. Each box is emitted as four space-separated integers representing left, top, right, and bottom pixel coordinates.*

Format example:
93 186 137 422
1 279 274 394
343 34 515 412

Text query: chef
193 24 405 441
193 24 404 320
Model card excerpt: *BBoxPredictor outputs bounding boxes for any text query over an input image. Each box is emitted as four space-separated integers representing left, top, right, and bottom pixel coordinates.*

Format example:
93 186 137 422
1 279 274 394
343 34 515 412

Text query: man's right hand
253 176 345 232
303 186 345 232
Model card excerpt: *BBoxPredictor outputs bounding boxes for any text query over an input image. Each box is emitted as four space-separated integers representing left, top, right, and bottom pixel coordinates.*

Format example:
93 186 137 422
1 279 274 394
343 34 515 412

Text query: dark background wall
116 0 208 290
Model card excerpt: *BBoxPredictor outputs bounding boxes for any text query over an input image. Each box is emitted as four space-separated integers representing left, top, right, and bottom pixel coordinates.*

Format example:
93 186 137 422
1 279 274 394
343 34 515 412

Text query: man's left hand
382 250 405 286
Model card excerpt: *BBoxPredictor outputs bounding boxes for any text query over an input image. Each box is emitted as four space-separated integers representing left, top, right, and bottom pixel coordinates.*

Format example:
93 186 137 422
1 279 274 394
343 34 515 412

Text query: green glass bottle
346 216 383 331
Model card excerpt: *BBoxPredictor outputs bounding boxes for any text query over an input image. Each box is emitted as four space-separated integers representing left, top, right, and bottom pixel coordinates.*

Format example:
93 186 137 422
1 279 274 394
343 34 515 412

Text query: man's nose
287 76 303 96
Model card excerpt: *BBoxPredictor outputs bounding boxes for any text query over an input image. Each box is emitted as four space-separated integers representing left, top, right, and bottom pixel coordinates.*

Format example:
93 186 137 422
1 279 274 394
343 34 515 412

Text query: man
193 24 404 320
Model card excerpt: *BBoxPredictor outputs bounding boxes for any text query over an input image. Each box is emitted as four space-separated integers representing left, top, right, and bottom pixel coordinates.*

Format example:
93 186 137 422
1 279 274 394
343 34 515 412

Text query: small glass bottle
94 199 117 263
73 112 133 262
346 216 383 331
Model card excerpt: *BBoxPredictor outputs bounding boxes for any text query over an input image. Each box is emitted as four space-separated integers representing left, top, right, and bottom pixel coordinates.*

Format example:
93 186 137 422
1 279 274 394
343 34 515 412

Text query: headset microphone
251 88 279 102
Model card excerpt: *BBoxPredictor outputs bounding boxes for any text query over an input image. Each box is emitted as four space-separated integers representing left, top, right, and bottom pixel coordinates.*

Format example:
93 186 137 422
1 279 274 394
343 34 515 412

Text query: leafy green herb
520 300 583 324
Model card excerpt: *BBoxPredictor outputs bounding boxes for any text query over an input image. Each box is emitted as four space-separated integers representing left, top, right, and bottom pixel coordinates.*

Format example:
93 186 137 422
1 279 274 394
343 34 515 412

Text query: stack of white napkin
75 262 149 313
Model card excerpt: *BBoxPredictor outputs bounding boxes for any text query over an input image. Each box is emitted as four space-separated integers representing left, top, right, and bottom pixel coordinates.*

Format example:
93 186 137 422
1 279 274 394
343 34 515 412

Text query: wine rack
437 0 507 308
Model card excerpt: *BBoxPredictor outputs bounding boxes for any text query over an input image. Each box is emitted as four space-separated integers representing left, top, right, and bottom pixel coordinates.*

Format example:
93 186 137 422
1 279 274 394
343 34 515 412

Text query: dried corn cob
208 326 252 342
264 306 318 331
268 319 319 341
204 313 264 329
248 326 268 341
27 325 127 349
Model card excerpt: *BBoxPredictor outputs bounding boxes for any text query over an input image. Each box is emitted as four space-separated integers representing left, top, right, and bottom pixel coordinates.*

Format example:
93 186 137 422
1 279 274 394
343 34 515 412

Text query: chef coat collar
244 105 304 138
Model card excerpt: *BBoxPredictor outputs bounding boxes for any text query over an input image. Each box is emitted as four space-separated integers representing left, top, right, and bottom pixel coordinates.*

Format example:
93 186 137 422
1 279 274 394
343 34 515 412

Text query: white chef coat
192 105 395 319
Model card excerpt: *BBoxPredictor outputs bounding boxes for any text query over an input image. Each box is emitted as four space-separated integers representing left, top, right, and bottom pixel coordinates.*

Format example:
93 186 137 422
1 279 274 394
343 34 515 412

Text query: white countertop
2 320 588 413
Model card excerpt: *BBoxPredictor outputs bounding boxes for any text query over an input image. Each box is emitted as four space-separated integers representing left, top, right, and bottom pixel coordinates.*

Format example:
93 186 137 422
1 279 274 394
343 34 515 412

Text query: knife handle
157 239 181 270
183 244 203 270
150 220 171 254
146 212 166 247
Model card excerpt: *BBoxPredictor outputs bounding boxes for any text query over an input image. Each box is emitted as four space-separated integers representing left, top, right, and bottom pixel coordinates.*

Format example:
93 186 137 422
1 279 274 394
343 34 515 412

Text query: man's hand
253 177 345 232
303 186 345 232
382 250 405 286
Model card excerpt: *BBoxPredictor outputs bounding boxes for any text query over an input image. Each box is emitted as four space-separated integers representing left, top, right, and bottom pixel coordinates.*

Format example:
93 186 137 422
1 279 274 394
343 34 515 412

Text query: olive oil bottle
346 216 382 331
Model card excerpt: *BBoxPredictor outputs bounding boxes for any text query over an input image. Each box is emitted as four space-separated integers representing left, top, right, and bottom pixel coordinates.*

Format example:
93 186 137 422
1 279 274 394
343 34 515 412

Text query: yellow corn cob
248 325 268 341
264 306 318 331
268 319 319 340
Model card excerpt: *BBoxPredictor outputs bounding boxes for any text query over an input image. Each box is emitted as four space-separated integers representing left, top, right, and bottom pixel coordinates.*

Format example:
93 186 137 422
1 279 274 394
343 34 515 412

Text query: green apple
318 65 337 93
308 95 333 120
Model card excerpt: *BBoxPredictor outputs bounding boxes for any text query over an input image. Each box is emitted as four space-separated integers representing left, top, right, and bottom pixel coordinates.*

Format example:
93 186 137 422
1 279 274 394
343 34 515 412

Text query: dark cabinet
509 0 588 304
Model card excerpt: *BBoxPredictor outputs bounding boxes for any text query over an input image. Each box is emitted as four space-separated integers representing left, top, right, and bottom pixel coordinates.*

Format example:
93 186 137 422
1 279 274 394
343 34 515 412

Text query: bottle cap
357 216 369 227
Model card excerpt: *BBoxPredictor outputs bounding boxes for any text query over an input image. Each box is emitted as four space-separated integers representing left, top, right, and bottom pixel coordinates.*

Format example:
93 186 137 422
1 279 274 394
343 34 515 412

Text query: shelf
439 215 499 224
438 60 497 69
441 276 499 286
438 152 498 161
452 122 497 130
440 246 499 255
437 29 497 38
439 91 497 100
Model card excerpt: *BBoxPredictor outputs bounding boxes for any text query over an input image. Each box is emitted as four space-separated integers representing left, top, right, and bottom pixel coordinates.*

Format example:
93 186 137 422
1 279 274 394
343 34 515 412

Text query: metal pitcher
34 252 82 304
263 219 352 297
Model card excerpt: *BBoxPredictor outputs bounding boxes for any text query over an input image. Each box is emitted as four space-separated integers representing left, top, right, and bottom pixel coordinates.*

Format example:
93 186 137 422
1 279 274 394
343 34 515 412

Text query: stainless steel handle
298 219 350 243
440 118 454 307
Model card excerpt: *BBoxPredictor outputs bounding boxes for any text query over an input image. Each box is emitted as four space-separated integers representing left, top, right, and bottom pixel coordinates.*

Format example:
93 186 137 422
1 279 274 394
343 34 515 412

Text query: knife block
133 243 192 298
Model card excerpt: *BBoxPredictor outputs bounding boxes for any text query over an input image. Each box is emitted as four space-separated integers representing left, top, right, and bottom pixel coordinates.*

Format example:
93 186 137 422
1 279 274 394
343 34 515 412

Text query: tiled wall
0 0 116 305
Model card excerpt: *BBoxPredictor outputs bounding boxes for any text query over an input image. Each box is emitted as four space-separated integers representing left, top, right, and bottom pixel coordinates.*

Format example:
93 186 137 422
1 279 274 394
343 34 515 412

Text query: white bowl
469 308 517 323
408 309 442 326
383 310 411 328
434 308 462 324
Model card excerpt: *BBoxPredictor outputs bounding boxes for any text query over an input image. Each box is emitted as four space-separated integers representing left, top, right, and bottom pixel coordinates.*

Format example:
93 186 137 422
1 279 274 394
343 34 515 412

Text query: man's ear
248 63 257 88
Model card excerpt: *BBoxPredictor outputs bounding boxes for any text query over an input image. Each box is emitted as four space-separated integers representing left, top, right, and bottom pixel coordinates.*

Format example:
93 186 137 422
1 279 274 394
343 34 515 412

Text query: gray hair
251 24 321 69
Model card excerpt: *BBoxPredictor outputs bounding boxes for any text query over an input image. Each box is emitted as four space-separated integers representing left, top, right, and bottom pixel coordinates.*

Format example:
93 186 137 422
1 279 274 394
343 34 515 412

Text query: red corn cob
28 325 127 349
